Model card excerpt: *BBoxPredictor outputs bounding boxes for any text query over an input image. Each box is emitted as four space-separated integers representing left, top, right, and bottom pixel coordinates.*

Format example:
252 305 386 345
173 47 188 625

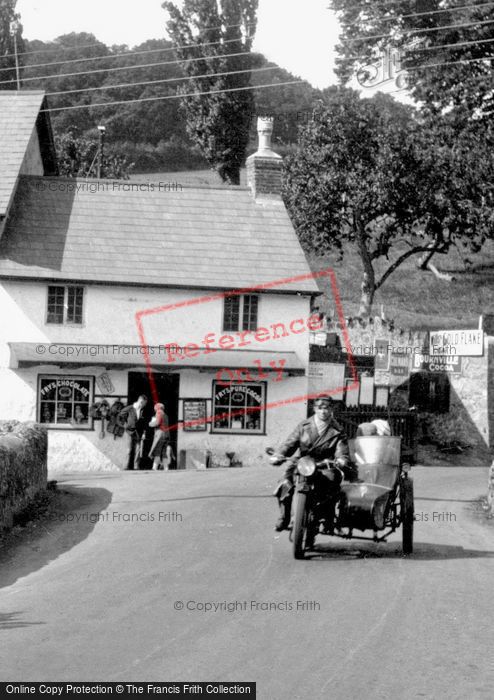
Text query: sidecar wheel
401 477 414 555
293 493 309 559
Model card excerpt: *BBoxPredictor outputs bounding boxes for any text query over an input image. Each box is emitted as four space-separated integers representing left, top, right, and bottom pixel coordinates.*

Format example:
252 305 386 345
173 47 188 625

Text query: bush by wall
0 421 48 534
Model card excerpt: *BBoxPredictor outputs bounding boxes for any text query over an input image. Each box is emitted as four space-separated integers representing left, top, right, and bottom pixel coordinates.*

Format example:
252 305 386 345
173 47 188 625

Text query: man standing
270 395 356 531
118 395 148 471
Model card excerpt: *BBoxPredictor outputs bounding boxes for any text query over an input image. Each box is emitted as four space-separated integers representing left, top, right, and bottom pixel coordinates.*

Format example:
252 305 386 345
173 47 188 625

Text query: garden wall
323 316 491 463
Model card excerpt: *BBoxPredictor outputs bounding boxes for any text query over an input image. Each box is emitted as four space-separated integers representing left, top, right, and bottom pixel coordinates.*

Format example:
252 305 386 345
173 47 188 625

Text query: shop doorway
127 372 180 469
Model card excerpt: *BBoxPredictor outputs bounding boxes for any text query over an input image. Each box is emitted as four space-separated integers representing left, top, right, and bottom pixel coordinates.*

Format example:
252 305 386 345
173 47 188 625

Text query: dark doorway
127 372 180 469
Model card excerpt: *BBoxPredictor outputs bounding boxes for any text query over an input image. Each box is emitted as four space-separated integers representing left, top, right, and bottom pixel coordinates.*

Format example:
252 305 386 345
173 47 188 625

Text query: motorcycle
268 435 414 560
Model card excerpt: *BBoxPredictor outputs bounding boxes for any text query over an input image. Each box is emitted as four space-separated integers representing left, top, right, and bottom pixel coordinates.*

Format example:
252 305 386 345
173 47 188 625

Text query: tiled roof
0 175 318 293
0 91 46 217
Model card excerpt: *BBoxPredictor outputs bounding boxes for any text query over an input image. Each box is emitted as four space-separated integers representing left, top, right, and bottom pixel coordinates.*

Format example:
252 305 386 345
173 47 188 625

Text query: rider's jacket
278 416 357 482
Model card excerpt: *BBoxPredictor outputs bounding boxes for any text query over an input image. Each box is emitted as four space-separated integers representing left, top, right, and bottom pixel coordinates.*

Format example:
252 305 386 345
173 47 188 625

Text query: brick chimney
247 117 283 199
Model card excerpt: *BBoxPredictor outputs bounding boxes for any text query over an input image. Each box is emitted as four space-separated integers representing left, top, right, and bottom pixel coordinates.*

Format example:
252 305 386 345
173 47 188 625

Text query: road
0 464 493 699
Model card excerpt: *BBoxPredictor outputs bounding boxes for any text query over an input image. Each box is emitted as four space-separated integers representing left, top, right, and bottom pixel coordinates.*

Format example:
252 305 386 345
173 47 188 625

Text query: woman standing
148 403 170 470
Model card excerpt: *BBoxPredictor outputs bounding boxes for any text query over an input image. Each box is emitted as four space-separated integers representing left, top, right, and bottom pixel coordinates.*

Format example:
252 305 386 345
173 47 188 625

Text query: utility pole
97 125 106 179
9 20 21 90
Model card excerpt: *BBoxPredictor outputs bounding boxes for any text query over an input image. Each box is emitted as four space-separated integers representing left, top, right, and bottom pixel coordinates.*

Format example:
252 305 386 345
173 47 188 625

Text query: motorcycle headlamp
297 457 316 477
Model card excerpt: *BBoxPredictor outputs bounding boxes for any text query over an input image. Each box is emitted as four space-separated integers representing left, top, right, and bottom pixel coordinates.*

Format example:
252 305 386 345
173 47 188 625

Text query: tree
282 89 494 316
330 0 494 121
55 128 134 179
163 0 258 184
25 33 111 134
0 0 24 89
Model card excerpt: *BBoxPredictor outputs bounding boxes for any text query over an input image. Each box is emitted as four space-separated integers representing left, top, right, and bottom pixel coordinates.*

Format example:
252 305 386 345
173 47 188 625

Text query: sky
15 0 410 98
15 0 340 88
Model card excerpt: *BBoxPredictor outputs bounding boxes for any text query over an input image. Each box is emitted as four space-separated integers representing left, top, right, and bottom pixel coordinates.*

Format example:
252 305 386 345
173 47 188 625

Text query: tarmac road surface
0 464 493 700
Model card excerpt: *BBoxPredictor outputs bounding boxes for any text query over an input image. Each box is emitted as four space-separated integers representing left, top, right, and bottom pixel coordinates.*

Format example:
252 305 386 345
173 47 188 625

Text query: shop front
5 343 308 471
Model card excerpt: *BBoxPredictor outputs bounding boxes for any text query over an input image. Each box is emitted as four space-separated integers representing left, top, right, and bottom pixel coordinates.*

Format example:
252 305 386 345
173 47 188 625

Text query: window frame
211 380 267 435
37 375 94 430
222 294 259 333
46 284 85 326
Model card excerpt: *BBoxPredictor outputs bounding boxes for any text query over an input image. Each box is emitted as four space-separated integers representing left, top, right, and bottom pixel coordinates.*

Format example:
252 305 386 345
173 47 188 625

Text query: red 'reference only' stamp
135 269 357 431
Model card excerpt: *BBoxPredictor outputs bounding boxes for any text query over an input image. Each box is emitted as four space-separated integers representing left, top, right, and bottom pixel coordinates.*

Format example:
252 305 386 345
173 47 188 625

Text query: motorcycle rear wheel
293 493 310 559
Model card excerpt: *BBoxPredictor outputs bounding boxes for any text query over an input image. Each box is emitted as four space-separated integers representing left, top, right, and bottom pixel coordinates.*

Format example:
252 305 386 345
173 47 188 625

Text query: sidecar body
333 435 414 554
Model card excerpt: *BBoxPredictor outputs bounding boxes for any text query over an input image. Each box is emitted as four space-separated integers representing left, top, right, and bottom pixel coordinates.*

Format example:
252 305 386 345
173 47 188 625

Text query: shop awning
8 343 306 375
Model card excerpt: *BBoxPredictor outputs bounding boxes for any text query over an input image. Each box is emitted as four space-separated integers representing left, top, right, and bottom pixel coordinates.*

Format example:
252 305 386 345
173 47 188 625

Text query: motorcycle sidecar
338 435 414 554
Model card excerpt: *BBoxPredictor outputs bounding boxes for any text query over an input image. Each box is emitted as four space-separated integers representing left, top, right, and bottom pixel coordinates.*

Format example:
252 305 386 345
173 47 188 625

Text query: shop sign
308 362 345 400
214 384 262 404
309 331 327 346
429 329 484 356
389 352 410 377
374 369 390 386
183 399 207 431
96 372 115 394
375 339 390 370
40 379 90 399
413 353 462 374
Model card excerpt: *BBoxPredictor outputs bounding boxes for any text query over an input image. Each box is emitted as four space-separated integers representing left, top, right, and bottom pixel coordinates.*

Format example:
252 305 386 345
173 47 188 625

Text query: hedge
0 421 48 533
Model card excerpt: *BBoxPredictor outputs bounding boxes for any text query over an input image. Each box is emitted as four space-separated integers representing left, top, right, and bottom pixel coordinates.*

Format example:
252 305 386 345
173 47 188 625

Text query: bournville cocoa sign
413 353 462 374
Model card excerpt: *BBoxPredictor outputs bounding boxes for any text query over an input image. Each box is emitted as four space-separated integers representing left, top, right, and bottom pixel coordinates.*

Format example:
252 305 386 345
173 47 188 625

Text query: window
223 294 258 332
212 381 266 433
47 285 84 324
38 376 93 428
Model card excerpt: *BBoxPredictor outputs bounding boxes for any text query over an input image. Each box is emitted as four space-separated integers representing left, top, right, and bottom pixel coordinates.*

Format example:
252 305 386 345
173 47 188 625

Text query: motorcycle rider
270 395 357 532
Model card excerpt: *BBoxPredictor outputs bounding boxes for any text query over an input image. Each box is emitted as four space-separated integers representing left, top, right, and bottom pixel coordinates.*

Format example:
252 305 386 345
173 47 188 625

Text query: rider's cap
314 394 333 406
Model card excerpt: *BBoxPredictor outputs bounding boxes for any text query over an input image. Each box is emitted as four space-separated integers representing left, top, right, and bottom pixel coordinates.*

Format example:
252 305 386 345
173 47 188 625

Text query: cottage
0 91 320 471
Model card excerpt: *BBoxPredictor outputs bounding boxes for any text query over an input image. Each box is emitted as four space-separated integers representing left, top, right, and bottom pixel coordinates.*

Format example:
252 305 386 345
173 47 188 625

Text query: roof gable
0 91 57 217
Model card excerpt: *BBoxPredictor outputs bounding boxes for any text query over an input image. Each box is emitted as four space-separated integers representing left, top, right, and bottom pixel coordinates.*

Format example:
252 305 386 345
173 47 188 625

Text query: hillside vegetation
21 34 317 172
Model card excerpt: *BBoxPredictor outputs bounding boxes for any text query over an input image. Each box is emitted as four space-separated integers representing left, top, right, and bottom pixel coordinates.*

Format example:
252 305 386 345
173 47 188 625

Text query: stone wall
0 421 48 532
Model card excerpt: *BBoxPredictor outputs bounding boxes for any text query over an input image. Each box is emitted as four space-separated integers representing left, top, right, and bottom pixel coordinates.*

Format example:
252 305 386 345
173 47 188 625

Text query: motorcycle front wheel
401 476 414 555
293 492 310 559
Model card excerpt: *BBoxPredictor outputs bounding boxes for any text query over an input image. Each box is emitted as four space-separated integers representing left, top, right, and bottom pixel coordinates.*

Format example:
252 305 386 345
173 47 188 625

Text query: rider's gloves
335 456 348 468
269 453 286 466
326 466 343 485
